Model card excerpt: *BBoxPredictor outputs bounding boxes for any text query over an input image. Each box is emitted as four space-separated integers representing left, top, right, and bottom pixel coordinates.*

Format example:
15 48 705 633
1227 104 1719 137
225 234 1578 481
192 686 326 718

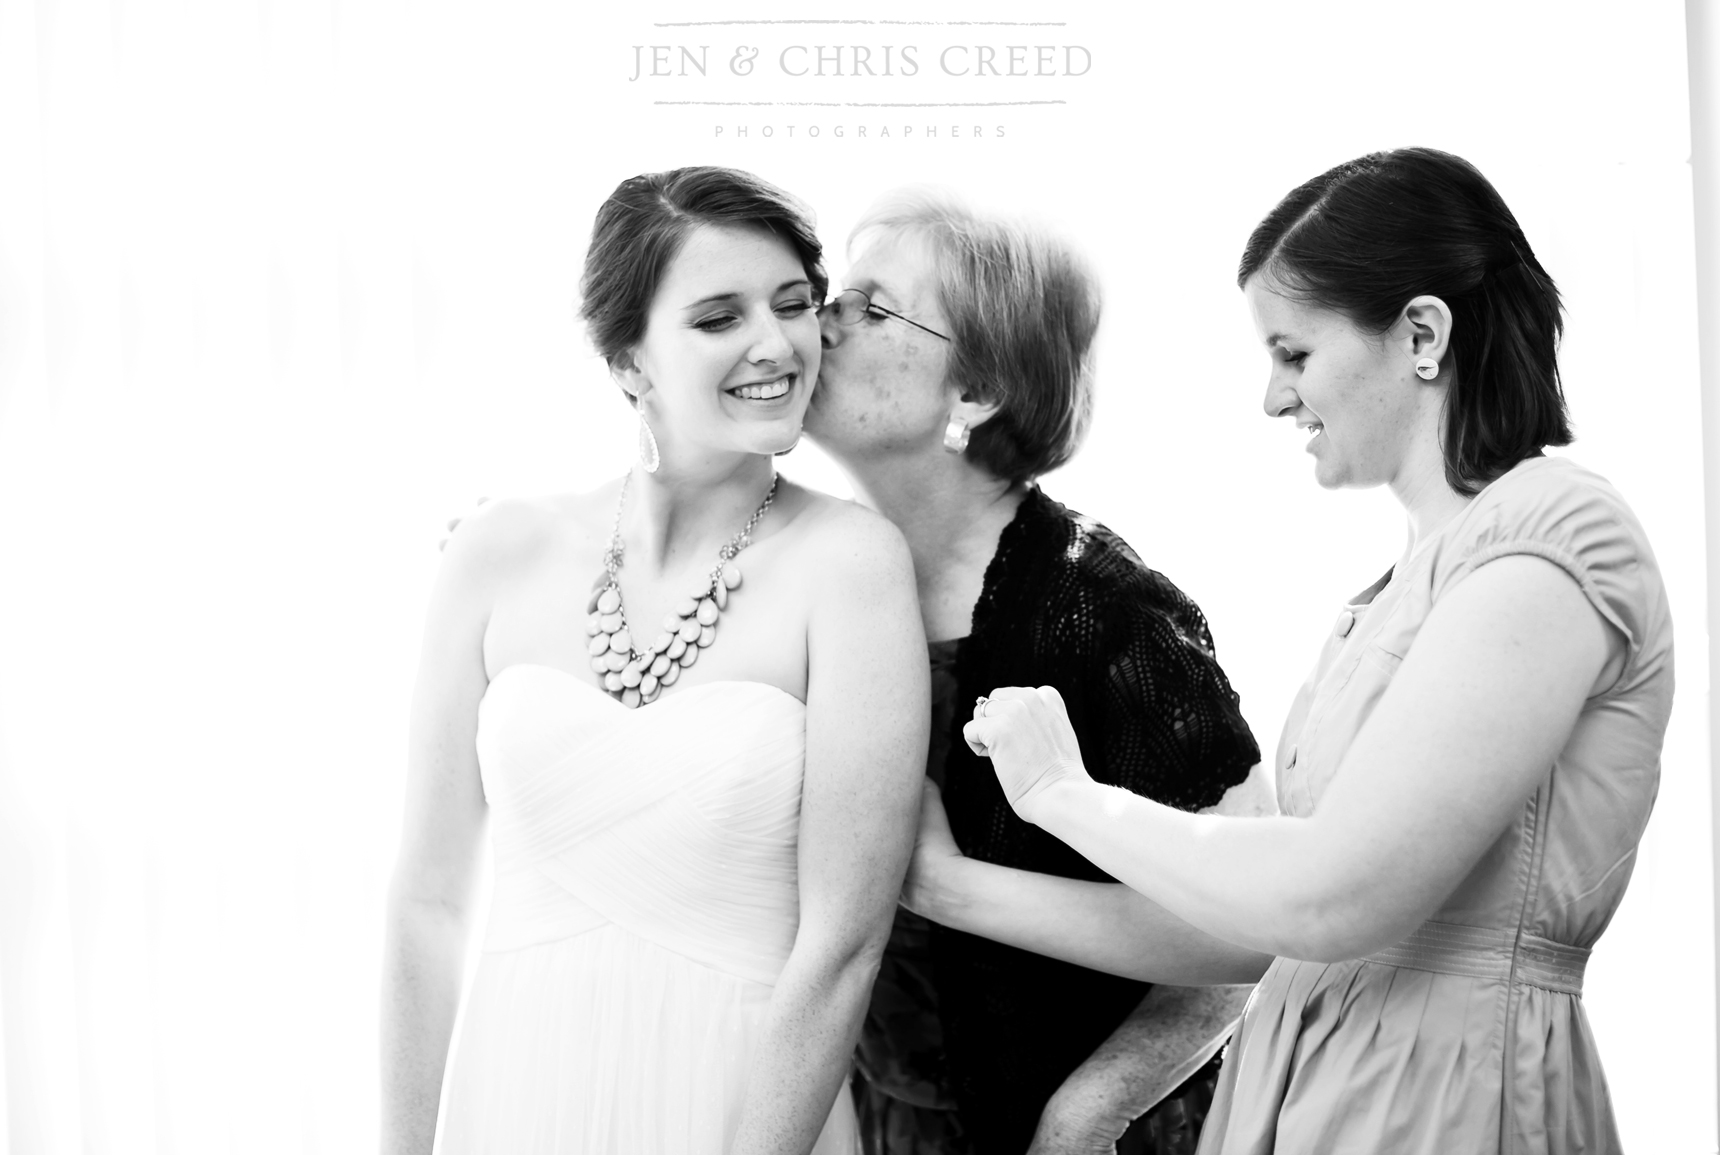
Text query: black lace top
934 487 1260 1152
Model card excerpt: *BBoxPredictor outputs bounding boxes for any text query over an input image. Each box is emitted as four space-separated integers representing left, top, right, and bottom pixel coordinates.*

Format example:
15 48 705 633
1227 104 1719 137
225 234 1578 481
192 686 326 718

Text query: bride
380 166 929 1154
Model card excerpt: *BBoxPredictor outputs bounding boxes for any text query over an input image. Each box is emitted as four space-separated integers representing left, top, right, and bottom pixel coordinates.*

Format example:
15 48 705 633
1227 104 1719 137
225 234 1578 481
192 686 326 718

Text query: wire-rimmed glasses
819 288 952 342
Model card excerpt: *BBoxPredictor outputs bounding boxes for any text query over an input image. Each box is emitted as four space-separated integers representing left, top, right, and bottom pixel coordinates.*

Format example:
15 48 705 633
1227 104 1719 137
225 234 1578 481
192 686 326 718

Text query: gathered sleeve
1435 458 1672 698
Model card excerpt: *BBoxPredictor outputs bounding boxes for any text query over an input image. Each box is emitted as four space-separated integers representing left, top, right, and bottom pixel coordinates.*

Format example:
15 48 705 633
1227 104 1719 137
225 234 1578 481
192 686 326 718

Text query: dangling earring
638 410 661 473
943 416 970 454
1414 357 1440 380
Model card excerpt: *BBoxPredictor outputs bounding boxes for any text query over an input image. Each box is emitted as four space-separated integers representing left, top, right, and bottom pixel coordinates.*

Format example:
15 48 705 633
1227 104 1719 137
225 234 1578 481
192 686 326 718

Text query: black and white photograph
1 2 1716 1152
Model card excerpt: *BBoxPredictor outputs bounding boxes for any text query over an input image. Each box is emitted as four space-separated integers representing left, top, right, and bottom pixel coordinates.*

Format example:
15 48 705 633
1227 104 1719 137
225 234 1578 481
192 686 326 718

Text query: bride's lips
725 372 798 402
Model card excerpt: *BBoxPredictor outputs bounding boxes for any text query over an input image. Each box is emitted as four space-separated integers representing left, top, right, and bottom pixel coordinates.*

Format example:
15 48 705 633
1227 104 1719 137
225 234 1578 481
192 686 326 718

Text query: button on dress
1197 457 1674 1155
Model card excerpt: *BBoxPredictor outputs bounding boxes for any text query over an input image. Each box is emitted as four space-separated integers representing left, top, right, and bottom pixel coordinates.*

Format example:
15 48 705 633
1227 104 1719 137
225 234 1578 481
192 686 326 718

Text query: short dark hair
853 188 1101 484
1238 147 1571 495
580 167 828 383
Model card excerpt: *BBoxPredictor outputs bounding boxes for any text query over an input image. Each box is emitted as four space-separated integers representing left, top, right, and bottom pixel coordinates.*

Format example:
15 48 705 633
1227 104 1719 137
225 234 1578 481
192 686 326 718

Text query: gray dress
1198 457 1674 1155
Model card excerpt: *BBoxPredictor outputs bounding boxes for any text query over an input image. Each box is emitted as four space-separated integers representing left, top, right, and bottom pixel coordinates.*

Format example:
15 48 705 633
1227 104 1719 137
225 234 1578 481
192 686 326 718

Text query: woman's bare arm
1023 773 1270 1149
379 505 521 1154
728 506 930 1155
1029 984 1250 1154
970 554 1624 963
900 772 1266 1145
903 780 1273 984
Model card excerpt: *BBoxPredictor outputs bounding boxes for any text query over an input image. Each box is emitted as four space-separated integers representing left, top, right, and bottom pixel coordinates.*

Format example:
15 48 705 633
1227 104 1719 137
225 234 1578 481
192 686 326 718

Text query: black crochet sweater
934 487 1260 1152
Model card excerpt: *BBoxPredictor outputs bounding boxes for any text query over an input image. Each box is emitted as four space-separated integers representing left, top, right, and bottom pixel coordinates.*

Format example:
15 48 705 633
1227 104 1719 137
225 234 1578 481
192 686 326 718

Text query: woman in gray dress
957 148 1673 1155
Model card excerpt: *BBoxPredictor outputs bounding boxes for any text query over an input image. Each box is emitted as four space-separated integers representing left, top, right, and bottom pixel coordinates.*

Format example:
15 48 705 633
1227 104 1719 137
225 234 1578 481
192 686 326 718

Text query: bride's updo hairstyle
1238 147 1572 495
580 166 828 396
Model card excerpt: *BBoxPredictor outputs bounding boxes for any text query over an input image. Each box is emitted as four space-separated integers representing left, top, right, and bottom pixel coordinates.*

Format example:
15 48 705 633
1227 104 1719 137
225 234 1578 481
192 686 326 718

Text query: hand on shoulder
427 488 616 656
438 487 609 585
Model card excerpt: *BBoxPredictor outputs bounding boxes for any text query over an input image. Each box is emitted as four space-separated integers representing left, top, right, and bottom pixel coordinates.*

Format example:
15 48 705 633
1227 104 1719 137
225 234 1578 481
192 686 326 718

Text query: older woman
960 148 1673 1154
803 189 1272 1155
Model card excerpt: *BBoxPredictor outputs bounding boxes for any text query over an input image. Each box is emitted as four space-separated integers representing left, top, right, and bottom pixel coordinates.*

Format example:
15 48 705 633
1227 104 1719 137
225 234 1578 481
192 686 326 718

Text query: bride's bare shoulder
773 479 912 581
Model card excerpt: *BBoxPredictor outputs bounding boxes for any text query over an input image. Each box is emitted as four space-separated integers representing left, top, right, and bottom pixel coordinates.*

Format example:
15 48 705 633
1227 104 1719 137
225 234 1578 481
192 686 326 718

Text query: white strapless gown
436 665 859 1154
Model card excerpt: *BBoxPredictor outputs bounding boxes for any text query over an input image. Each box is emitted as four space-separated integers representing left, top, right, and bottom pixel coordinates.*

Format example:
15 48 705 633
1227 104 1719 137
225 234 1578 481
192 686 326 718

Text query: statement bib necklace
585 471 779 708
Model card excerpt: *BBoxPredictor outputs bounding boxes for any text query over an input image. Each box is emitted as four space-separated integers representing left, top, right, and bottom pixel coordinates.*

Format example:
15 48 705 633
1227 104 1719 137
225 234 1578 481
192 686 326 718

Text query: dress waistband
1359 921 1589 995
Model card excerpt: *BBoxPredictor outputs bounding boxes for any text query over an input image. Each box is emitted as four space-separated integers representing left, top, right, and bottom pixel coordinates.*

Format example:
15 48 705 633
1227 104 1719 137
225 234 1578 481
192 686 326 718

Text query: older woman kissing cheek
805 188 1272 1155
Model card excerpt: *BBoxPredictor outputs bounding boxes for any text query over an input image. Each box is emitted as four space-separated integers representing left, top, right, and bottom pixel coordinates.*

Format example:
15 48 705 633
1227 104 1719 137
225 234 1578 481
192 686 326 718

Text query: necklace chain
587 471 778 706
603 471 777 587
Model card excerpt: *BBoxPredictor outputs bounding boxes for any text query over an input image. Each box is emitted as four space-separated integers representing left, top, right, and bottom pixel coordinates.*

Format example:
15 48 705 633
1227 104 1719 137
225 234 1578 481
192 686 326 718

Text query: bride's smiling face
622 224 822 459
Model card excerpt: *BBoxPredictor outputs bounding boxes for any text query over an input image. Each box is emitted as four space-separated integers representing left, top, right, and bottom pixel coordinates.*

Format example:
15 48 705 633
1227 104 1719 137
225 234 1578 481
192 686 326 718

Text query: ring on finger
975 695 991 718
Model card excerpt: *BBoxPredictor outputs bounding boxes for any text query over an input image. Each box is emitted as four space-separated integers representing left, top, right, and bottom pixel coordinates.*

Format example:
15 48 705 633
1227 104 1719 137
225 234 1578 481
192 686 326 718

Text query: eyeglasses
818 288 952 342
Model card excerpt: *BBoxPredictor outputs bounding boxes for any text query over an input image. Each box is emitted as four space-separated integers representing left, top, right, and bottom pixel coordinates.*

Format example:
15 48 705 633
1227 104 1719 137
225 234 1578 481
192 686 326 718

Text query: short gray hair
852 188 1100 483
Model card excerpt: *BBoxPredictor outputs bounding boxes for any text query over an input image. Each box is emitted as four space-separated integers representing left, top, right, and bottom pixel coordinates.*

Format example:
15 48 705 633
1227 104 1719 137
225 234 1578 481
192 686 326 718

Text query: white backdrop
0 1 1711 1151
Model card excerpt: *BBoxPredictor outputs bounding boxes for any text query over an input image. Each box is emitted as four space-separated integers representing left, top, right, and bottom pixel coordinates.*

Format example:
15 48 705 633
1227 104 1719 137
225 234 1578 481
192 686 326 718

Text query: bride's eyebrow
681 279 812 311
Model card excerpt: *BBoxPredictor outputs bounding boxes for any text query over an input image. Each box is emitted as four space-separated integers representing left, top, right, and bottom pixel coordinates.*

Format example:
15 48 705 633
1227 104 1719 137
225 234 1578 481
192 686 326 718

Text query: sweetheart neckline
484 662 806 710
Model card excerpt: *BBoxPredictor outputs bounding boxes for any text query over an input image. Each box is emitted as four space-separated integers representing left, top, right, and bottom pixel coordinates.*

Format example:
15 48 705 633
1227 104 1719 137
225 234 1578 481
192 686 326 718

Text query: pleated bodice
475 665 808 983
436 665 856 1154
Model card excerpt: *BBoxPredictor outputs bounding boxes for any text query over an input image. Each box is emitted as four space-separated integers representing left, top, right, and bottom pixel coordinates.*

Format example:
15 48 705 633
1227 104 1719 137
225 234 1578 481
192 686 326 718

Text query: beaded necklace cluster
585 471 779 708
